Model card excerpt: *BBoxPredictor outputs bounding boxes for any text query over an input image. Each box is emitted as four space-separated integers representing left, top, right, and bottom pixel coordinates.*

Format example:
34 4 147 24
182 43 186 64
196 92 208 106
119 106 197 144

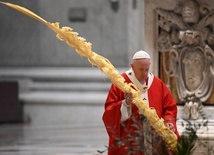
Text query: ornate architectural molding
156 0 214 120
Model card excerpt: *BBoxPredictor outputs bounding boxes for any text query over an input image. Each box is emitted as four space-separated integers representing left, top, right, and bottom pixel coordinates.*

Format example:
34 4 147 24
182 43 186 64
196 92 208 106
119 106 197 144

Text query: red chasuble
102 71 179 155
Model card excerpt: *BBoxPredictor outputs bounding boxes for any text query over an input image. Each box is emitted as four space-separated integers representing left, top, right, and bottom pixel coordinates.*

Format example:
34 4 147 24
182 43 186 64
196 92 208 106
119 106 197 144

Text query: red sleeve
102 83 124 140
162 85 180 137
148 76 179 137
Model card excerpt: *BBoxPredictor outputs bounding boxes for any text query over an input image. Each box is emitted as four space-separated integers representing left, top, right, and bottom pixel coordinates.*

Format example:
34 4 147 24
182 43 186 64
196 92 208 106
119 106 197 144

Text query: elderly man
102 50 179 155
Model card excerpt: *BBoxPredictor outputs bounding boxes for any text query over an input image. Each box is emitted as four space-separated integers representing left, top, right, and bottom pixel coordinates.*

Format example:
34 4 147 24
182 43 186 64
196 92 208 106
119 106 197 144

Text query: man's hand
124 92 133 106
165 122 175 132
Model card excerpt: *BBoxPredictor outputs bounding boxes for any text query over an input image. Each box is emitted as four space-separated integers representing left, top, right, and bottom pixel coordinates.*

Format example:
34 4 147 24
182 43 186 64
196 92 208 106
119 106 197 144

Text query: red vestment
102 71 179 155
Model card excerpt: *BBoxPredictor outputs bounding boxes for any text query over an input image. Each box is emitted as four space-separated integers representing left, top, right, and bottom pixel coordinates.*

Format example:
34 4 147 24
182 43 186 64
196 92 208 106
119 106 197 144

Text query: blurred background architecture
0 0 213 154
0 0 145 125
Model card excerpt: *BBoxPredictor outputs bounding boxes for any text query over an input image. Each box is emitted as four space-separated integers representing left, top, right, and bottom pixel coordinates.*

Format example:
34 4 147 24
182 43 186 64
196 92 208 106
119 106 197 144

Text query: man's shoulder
121 72 132 82
152 74 161 80
150 74 165 85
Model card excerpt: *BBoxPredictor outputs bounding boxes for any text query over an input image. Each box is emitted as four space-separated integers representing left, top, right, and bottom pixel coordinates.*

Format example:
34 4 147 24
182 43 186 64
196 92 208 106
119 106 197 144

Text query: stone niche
145 0 214 154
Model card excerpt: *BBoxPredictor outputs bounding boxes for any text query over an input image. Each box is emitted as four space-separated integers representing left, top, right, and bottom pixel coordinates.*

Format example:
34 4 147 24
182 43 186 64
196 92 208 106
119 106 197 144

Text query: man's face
131 58 151 82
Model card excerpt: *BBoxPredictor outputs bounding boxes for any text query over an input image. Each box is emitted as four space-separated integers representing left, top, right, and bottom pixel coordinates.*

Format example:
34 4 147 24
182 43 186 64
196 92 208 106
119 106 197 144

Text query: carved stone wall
145 0 214 120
